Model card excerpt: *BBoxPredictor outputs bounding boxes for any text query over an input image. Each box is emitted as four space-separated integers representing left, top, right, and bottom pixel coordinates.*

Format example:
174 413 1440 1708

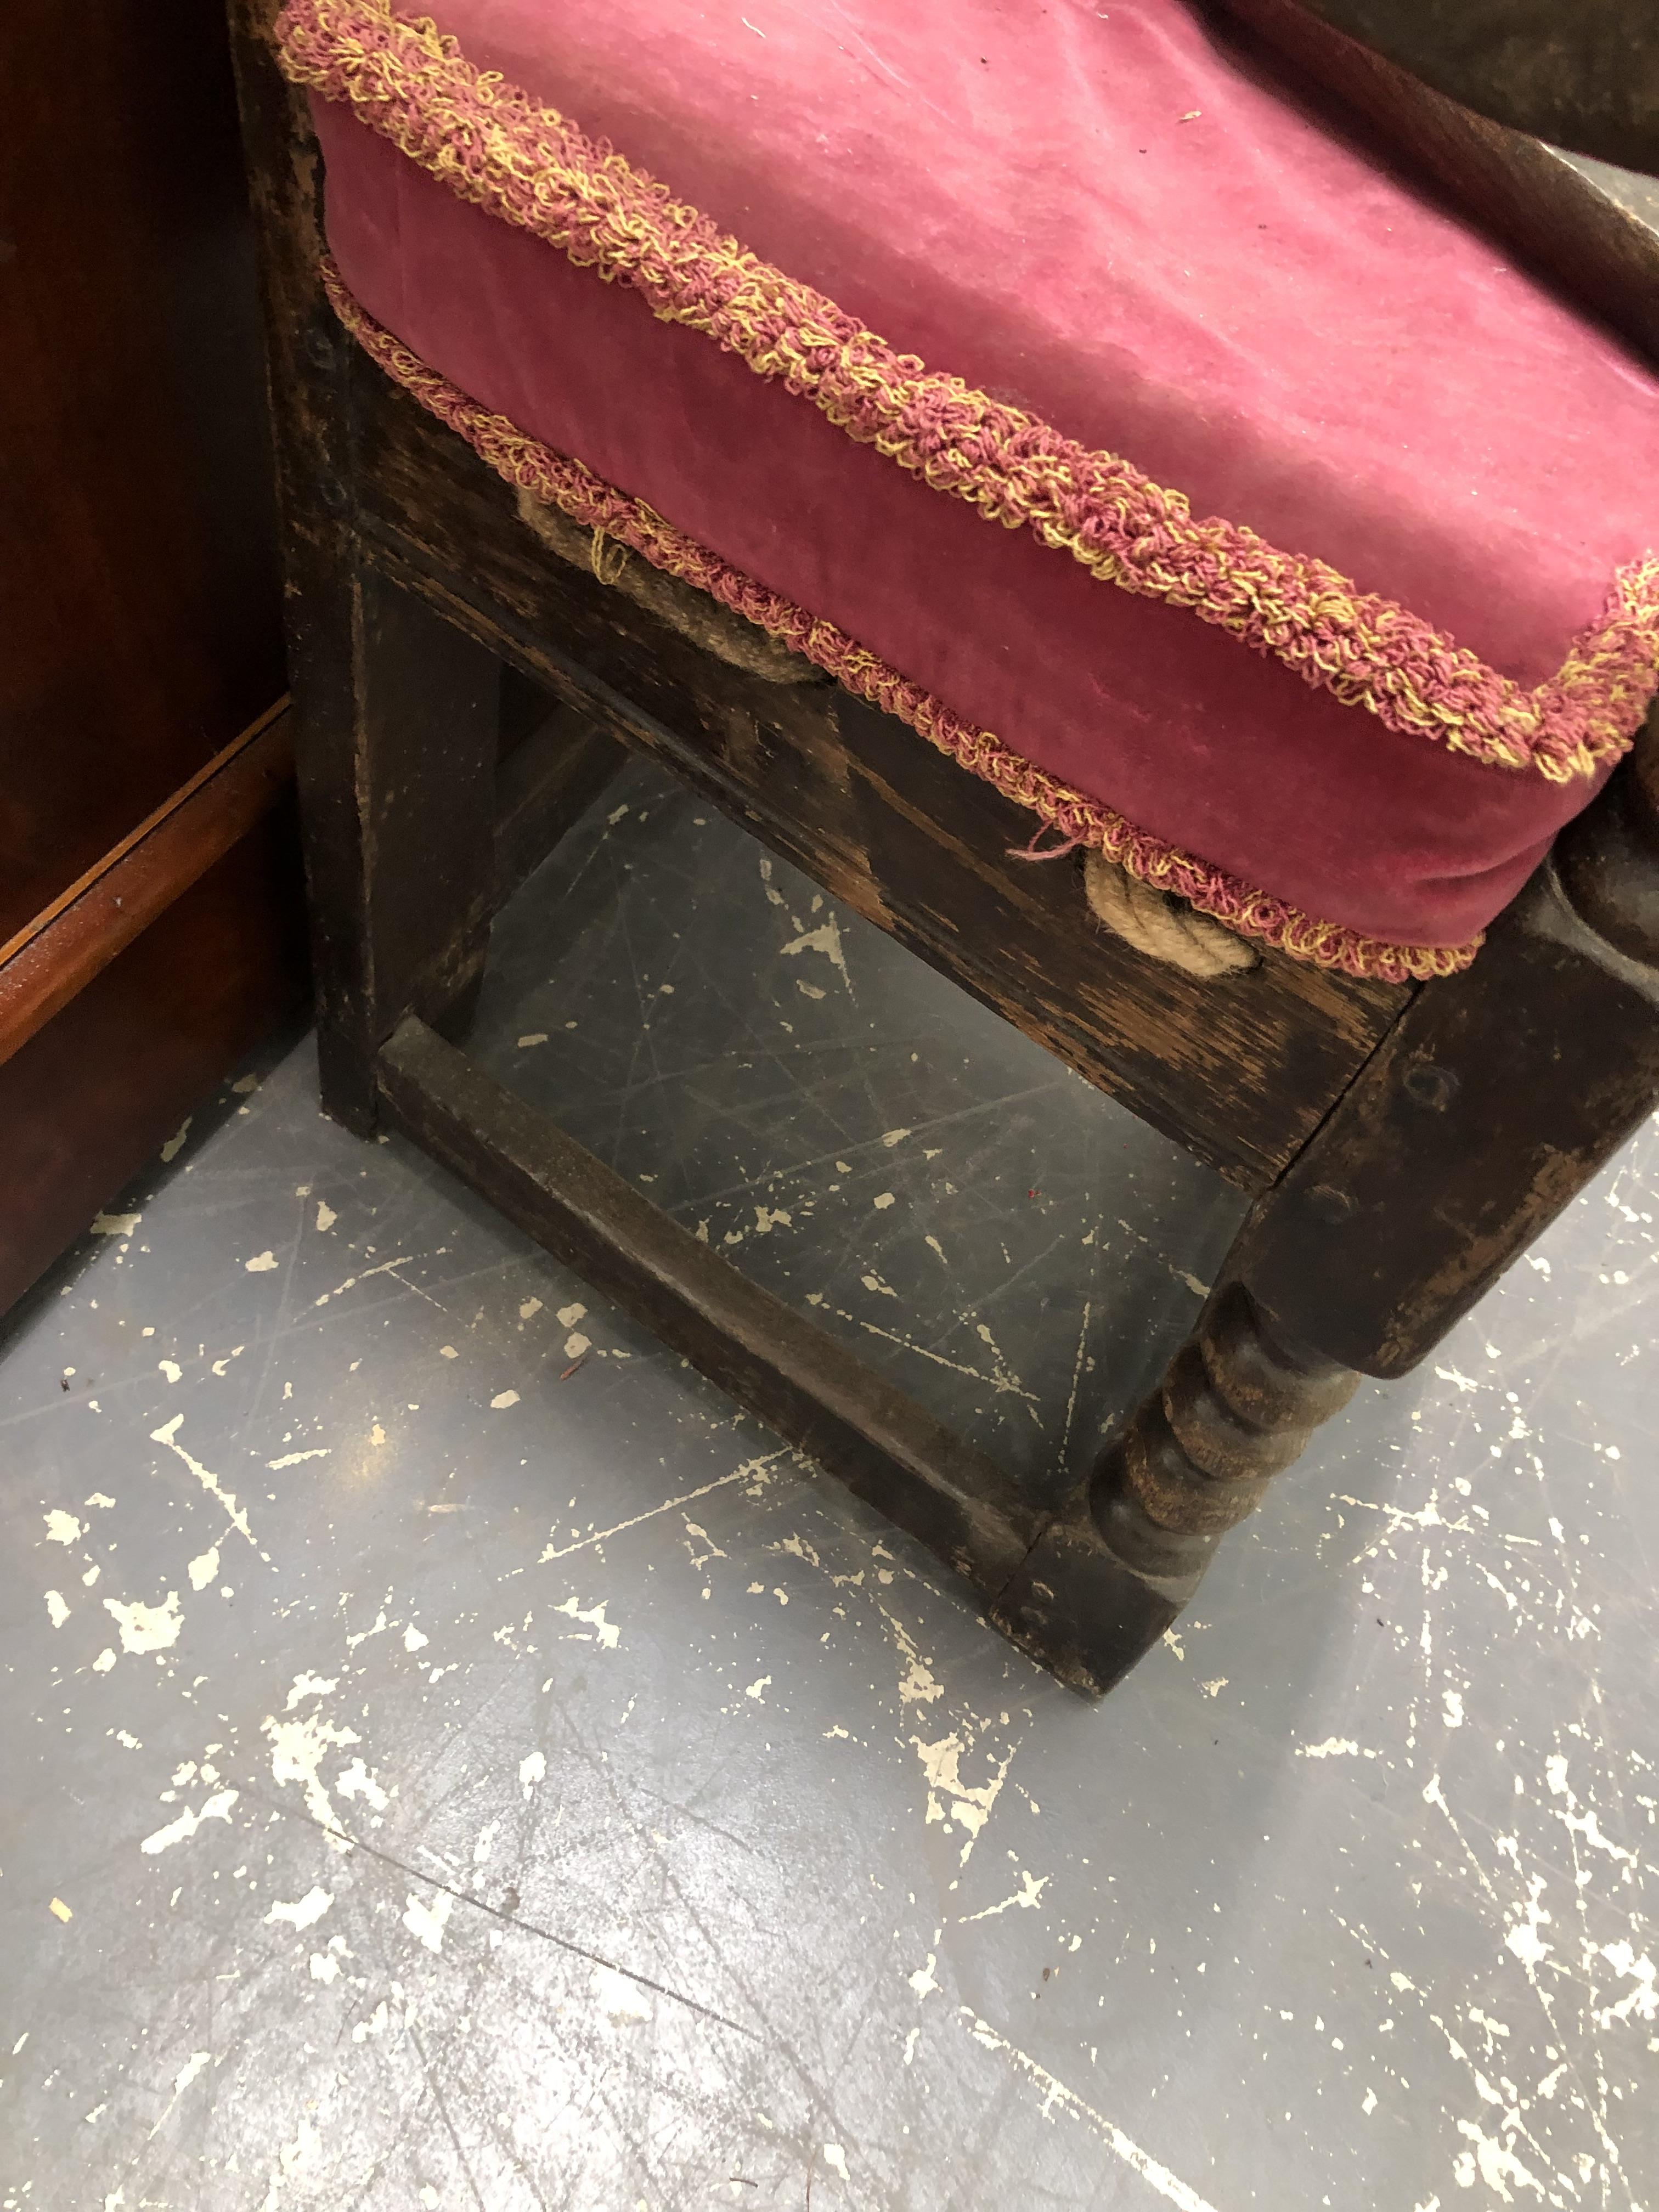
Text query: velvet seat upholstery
279 0 1659 977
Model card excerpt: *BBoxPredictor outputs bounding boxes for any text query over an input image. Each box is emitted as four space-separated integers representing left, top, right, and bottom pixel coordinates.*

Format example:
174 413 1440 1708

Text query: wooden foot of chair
994 1283 1358 1695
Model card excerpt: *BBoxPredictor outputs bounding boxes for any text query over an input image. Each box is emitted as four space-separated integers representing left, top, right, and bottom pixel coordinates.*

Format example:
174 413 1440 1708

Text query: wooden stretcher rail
375 1013 1045 1596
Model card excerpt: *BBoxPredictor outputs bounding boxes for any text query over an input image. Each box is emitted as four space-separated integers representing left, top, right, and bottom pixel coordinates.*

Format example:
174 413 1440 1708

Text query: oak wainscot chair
228 0 1659 1695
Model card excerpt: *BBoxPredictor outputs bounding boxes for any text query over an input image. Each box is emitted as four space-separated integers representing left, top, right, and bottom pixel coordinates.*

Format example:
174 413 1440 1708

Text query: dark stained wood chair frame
228 0 1659 1696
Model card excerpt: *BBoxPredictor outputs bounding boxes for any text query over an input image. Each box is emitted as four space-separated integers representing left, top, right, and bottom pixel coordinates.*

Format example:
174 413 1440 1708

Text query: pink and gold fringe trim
323 264 1479 982
276 0 1659 786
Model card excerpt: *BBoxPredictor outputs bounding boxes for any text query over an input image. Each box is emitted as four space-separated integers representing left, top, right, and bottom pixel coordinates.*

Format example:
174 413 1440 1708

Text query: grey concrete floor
3 755 1656 2211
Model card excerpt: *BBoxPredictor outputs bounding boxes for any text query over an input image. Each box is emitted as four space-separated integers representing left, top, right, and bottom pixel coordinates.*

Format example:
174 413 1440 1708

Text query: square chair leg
291 557 501 1133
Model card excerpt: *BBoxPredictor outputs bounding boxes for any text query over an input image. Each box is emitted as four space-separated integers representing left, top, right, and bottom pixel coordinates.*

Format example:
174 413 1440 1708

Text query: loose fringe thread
323 261 1481 984
1008 827 1084 862
276 0 1659 785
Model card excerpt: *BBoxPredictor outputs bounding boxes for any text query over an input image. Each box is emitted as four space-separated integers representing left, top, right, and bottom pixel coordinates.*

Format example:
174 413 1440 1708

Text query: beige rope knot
516 488 822 685
1082 849 1260 977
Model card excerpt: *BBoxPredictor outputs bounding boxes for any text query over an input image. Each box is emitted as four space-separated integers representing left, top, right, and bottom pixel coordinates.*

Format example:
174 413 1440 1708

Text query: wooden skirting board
0 701 310 1319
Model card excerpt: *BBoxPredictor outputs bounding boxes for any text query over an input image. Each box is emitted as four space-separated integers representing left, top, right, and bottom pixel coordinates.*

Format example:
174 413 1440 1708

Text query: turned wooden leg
995 1281 1358 1696
1096 1283 1358 1546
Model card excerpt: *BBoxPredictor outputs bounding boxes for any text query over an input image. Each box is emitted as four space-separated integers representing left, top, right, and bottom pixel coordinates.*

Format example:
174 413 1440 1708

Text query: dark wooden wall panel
0 4 300 1315
0 0 285 939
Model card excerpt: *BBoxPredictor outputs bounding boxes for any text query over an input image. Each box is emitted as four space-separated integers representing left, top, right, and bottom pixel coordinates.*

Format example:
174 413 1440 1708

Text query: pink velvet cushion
289 0 1659 969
